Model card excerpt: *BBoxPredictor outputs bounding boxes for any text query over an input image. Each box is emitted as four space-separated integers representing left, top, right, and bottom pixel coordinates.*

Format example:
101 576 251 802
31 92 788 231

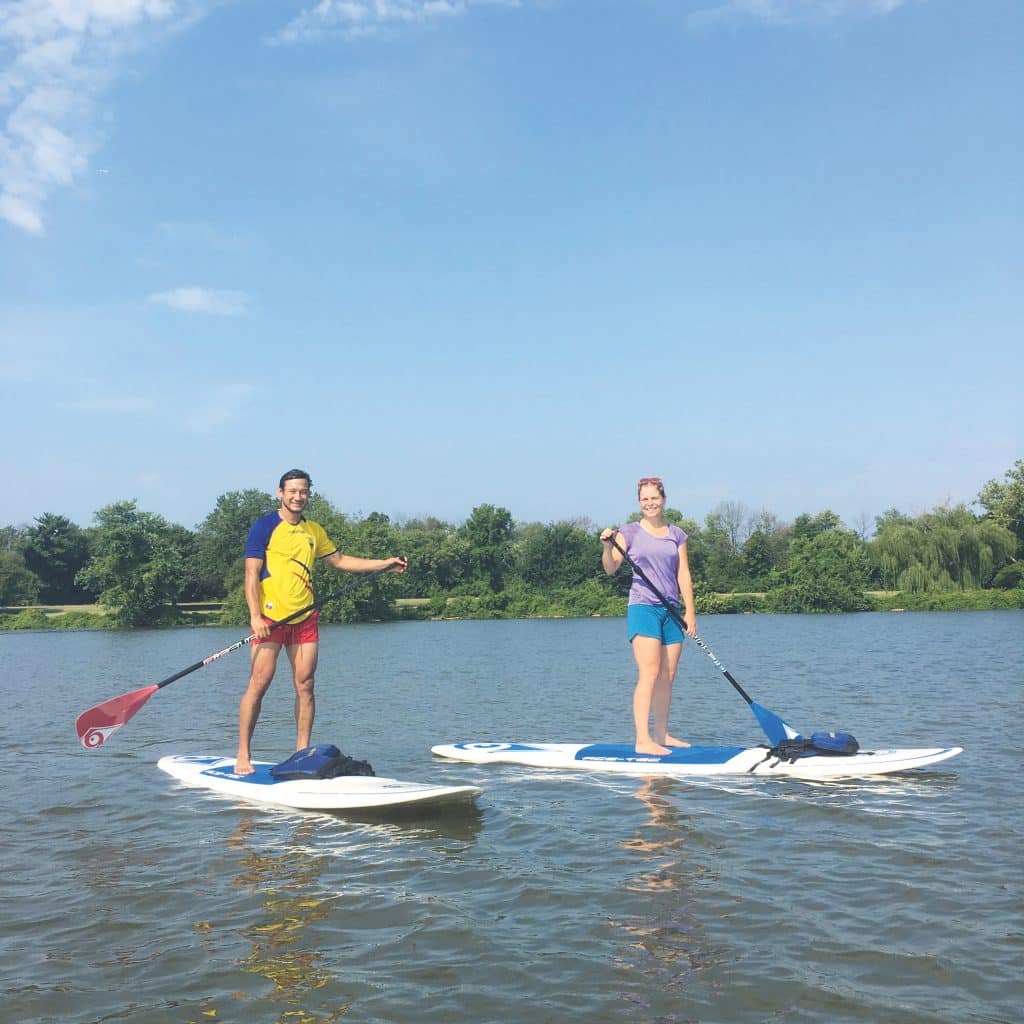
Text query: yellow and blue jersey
245 512 337 622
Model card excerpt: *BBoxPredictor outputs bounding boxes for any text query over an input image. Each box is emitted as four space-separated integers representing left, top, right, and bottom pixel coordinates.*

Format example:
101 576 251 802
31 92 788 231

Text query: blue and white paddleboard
158 755 481 811
431 742 962 780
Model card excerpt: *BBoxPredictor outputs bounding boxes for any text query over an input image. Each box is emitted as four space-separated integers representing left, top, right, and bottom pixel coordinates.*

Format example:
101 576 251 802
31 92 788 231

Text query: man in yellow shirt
235 469 406 774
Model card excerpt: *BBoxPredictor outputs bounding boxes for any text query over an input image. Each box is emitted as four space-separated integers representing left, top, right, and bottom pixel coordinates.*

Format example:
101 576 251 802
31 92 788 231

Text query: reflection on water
622 778 697 892
614 778 724 1017
224 815 345 1024
192 805 486 1024
4 613 1018 1024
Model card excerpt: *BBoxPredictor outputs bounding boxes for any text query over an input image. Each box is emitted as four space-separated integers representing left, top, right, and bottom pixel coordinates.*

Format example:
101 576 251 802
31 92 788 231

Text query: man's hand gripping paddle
75 564 400 749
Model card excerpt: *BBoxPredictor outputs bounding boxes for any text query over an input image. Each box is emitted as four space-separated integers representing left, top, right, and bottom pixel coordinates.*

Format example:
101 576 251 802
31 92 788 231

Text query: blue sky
2 0 1020 536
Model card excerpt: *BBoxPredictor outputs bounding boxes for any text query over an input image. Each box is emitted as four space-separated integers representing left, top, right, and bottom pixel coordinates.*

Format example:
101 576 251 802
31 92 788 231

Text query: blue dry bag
270 743 375 779
809 731 859 755
770 731 860 761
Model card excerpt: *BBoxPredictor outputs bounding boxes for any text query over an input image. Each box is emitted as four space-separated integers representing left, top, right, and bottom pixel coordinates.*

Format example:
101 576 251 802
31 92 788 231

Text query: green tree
460 504 514 592
791 509 843 541
742 511 790 590
767 529 871 613
76 501 187 625
352 511 399 557
977 459 1024 551
166 521 211 601
702 502 750 592
0 549 41 605
316 511 403 621
194 488 275 595
0 526 23 551
513 521 601 592
393 519 468 596
20 513 92 603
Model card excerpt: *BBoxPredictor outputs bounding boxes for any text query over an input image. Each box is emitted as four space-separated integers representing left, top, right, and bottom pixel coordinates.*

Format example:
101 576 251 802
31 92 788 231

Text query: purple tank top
620 521 688 607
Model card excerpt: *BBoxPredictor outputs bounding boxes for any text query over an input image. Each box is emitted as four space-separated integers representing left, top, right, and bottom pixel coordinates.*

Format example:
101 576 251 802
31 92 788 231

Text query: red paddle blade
76 685 159 749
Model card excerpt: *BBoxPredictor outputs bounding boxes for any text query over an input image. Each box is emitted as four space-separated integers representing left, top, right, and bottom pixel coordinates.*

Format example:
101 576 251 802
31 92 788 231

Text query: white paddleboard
158 755 482 811
431 741 963 780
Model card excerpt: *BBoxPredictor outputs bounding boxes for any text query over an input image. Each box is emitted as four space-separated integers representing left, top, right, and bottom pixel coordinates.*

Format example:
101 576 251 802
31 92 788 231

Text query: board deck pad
158 755 481 811
430 741 963 780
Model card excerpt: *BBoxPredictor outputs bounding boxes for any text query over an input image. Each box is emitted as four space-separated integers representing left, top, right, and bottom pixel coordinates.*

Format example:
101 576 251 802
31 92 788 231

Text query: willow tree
870 505 1016 592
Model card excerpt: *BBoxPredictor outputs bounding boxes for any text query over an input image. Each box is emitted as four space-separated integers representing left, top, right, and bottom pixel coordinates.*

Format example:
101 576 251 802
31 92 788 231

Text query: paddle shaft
153 564 395 691
608 534 756 706
76 564 398 748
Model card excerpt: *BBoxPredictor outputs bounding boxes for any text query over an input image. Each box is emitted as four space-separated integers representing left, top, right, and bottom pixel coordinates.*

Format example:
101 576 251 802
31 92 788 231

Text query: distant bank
2 588 1022 631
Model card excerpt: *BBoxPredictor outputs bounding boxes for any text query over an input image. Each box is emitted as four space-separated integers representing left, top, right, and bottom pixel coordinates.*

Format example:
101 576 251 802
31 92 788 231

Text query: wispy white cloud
148 286 249 315
268 0 521 46
689 0 910 28
1 0 526 231
0 0 203 235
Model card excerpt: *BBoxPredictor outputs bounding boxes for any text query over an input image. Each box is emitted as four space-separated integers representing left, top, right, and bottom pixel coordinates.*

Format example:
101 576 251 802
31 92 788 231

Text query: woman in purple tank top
600 477 697 755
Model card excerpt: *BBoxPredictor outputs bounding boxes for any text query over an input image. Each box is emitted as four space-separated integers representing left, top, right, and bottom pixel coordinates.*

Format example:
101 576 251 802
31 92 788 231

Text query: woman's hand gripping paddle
607 533 801 745
75 564 399 749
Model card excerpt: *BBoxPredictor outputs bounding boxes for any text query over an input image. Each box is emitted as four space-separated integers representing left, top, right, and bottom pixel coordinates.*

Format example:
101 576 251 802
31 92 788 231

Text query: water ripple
1 612 1020 1023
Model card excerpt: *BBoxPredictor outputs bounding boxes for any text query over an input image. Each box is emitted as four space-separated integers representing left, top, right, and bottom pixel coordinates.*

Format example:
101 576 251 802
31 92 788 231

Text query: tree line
2 460 1021 628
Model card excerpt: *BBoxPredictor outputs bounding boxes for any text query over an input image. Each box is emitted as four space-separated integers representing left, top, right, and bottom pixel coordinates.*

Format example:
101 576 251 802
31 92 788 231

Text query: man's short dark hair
279 469 312 489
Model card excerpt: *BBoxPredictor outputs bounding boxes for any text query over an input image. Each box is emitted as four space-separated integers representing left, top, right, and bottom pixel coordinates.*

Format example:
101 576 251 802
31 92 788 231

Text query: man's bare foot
635 740 671 756
234 758 254 775
662 735 691 748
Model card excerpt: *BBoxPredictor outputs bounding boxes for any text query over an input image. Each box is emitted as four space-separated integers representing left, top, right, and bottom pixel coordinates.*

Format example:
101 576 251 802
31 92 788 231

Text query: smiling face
278 477 311 520
638 482 665 519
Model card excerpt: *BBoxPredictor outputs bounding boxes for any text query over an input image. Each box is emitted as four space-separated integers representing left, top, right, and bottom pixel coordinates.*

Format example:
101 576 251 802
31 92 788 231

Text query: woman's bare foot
635 740 671 756
234 758 255 775
662 735 691 748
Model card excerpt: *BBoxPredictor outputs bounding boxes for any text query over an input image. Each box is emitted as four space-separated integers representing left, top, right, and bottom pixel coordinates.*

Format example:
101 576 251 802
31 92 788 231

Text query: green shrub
869 589 1024 611
49 610 117 630
697 593 767 614
0 608 51 630
443 595 485 619
992 563 1024 590
549 579 625 618
218 585 250 627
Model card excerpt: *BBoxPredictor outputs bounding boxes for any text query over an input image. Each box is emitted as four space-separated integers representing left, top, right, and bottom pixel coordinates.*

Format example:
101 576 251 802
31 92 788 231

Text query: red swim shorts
254 611 320 647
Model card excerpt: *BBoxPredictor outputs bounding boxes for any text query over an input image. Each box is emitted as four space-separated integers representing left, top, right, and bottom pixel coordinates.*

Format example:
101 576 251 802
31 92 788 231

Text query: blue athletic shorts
627 603 684 645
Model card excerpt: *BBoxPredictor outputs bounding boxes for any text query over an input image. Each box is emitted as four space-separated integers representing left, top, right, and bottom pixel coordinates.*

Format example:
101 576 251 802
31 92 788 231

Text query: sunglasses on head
637 477 663 487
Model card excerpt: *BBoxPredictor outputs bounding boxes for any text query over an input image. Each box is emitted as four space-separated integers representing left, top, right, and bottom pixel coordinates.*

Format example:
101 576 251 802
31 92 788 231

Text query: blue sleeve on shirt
245 512 278 561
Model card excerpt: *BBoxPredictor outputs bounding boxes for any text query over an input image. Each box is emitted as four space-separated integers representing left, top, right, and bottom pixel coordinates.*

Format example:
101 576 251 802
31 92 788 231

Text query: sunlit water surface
2 612 1020 1023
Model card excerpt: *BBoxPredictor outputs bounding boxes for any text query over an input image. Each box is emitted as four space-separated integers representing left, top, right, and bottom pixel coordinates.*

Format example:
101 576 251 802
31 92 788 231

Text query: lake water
2 612 1021 1024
